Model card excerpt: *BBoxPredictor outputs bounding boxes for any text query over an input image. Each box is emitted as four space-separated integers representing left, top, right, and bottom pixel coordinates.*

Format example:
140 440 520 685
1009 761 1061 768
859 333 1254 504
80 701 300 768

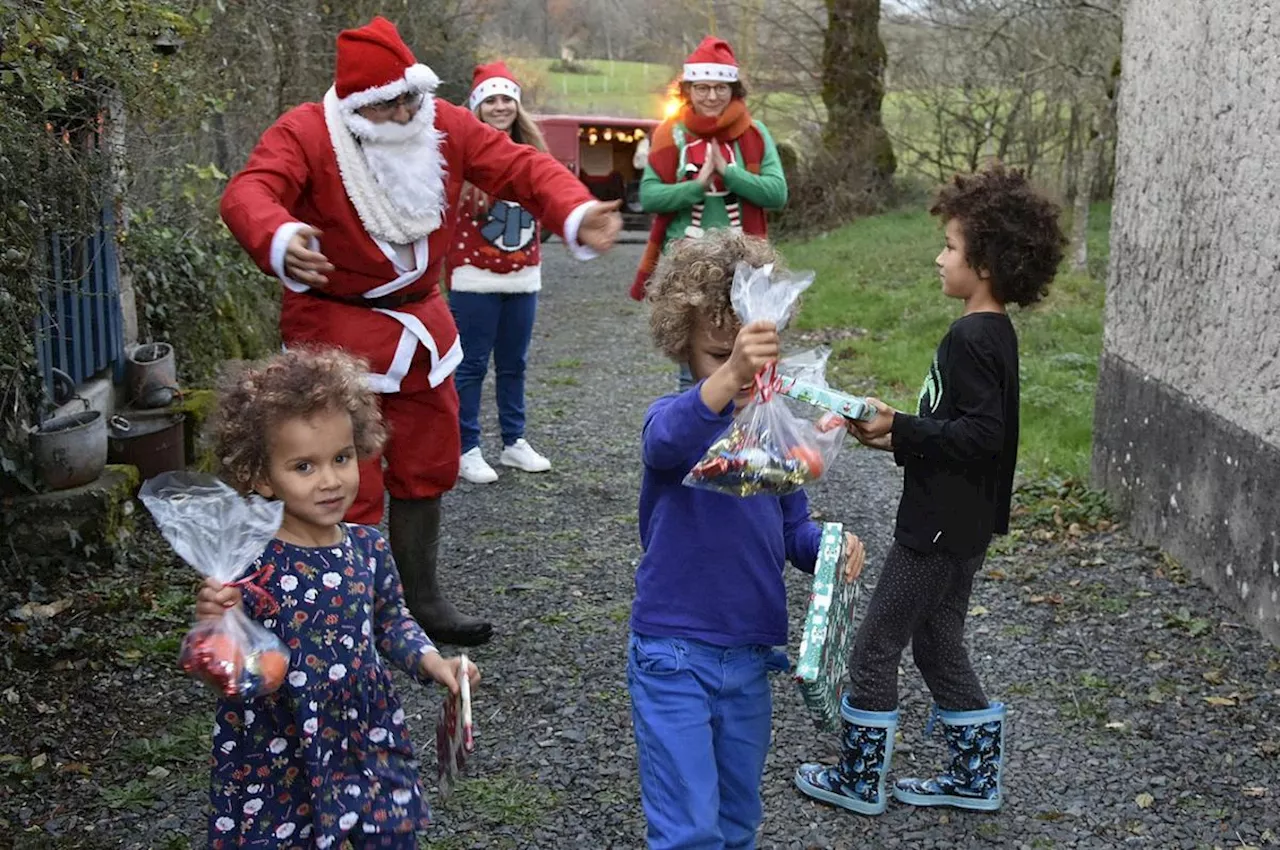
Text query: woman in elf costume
448 62 555 484
629 36 788 302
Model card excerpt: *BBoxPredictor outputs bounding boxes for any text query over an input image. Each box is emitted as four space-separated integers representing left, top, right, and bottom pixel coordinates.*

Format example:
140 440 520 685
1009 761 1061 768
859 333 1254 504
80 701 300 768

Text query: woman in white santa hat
221 18 622 651
448 62 555 484
630 36 789 389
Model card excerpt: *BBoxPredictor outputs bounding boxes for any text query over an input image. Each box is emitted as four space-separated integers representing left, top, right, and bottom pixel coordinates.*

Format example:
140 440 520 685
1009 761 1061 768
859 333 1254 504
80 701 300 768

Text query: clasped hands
695 144 731 187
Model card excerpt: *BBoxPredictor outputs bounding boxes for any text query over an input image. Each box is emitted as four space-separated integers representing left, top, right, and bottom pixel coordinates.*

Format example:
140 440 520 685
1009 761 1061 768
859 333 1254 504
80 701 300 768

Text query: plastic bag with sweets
139 471 290 700
684 264 844 497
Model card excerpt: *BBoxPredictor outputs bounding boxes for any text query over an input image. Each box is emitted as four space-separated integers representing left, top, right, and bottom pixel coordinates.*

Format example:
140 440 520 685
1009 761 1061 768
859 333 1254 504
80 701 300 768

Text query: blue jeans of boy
627 632 788 850
449 291 538 453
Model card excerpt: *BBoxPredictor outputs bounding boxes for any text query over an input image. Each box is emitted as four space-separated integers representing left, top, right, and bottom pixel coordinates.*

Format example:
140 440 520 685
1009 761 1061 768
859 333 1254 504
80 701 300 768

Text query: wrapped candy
436 654 475 798
684 264 844 498
140 472 290 700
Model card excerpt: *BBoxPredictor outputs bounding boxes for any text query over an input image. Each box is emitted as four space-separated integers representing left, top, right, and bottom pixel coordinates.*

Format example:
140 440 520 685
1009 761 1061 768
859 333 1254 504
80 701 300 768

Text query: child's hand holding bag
141 471 291 700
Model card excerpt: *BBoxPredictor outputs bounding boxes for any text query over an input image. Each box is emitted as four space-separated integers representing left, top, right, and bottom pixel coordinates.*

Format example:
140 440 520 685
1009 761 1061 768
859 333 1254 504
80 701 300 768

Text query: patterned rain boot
794 696 898 815
893 702 1006 811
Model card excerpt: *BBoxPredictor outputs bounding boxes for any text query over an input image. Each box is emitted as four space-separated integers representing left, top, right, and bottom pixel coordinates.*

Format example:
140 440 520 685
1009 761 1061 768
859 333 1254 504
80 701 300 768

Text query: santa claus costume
221 17 599 646
448 62 551 484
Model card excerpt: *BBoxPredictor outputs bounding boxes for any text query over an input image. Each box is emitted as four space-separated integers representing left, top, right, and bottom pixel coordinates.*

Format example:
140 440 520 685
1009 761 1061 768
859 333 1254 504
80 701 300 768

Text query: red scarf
629 100 769 301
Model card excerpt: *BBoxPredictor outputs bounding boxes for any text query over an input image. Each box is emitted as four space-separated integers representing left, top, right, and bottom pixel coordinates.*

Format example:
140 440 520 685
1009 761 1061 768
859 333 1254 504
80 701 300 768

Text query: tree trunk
1070 120 1098 273
1072 75 1119 273
821 0 896 197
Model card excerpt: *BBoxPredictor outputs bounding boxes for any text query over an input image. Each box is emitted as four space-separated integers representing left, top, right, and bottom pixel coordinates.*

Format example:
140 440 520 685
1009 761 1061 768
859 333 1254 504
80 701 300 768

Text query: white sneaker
499 439 551 473
459 447 498 484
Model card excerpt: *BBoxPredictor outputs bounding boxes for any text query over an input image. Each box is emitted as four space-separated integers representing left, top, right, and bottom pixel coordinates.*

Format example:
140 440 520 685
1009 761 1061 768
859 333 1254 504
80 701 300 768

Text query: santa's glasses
690 83 731 97
364 91 424 115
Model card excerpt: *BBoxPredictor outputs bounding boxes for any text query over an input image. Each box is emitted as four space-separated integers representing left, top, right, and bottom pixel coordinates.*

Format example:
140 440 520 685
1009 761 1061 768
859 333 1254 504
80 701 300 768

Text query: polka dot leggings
846 542 990 712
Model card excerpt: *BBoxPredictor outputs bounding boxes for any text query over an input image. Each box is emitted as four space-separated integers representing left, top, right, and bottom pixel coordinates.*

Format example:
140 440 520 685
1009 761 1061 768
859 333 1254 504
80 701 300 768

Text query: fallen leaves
1135 792 1154 809
1241 786 1267 798
1028 593 1066 605
968 605 990 617
1204 696 1237 707
8 599 73 621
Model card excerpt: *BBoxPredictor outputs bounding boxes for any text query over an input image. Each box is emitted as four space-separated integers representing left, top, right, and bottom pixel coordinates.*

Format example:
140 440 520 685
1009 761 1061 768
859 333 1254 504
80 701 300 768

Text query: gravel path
3 241 1278 849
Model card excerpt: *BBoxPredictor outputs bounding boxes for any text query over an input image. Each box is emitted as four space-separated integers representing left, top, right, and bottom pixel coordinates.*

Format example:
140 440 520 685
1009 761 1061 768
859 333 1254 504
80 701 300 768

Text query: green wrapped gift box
794 522 862 731
776 376 875 422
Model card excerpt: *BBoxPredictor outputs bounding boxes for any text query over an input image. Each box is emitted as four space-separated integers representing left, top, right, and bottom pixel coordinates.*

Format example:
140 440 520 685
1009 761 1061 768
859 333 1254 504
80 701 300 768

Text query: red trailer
534 113 661 228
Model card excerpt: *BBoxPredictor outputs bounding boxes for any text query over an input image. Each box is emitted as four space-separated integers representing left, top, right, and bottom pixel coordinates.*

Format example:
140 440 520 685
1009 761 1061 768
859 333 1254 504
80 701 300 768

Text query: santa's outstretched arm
448 102 608 258
220 111 321 288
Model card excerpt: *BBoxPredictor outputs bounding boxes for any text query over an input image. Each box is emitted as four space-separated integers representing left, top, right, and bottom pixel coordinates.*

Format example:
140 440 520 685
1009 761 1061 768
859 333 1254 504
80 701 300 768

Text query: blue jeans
449 291 538 452
627 632 788 850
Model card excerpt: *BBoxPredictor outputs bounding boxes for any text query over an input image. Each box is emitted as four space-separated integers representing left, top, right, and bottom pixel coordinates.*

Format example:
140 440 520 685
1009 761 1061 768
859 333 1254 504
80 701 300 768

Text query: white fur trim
269 222 316 293
323 86 446 244
562 201 598 260
449 263 542 294
363 327 419 394
468 78 521 111
338 63 440 112
363 239 428 298
683 62 738 82
369 310 464 391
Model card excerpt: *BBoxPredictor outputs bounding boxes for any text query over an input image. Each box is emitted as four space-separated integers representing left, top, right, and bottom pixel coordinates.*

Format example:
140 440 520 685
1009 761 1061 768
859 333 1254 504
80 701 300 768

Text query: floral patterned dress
207 524 436 848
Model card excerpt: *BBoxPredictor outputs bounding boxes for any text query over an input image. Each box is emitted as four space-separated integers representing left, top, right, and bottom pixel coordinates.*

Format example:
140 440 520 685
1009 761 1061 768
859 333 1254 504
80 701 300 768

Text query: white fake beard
345 106 445 220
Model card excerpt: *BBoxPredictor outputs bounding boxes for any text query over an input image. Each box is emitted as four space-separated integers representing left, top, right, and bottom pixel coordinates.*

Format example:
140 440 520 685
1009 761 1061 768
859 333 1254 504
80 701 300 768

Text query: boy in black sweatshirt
795 165 1066 815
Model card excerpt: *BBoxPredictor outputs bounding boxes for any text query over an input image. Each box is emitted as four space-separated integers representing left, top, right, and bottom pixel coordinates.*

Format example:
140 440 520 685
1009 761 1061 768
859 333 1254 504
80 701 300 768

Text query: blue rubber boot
794 696 898 815
893 702 1006 811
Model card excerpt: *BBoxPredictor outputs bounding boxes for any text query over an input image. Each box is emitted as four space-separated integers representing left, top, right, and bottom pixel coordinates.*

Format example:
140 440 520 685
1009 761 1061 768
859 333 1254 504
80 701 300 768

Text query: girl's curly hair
209 347 386 493
930 164 1067 307
647 229 784 361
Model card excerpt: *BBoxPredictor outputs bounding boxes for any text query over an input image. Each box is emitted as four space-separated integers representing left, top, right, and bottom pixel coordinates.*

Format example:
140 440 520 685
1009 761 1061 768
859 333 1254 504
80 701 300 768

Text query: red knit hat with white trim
683 36 739 83
334 16 440 110
469 61 522 111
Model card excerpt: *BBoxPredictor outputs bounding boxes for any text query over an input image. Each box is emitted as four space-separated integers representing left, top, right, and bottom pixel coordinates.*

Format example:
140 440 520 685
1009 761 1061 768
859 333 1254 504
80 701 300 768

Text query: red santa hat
682 36 739 84
334 16 440 111
469 61 522 111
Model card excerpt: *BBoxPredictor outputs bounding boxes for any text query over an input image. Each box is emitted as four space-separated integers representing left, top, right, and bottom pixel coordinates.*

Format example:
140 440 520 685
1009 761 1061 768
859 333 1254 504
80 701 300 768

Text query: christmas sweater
639 121 787 250
447 187 542 293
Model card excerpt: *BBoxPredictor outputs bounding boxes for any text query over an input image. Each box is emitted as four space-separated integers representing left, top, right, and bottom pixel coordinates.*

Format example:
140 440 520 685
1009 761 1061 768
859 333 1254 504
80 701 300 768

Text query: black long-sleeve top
890 311 1020 557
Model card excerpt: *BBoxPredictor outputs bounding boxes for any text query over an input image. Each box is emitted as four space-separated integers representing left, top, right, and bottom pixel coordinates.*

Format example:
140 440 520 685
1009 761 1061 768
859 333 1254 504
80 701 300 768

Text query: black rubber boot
388 496 493 646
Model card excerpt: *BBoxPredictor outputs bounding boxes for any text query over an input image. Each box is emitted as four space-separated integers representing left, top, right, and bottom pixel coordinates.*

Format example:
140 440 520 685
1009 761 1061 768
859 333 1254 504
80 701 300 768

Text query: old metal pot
29 409 108 491
126 342 178 408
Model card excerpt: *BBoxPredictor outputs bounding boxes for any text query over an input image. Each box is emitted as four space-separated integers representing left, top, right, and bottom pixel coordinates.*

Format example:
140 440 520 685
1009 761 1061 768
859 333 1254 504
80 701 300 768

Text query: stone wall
1094 0 1280 644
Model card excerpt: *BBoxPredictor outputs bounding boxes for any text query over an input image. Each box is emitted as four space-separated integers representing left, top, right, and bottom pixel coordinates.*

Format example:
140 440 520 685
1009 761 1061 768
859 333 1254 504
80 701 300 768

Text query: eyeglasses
366 92 424 115
690 83 731 97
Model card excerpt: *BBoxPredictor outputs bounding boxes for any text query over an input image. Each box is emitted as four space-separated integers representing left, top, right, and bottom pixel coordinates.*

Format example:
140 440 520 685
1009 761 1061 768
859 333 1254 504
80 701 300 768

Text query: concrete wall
1094 0 1280 644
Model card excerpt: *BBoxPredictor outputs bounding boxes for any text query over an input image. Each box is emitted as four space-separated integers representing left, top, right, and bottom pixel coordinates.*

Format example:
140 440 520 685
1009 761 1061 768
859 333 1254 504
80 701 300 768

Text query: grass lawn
510 58 675 118
782 203 1111 483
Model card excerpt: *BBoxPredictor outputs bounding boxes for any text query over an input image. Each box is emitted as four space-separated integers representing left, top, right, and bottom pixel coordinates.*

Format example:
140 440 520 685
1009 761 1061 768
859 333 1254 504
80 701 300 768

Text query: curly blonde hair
647 230 785 361
210 347 386 493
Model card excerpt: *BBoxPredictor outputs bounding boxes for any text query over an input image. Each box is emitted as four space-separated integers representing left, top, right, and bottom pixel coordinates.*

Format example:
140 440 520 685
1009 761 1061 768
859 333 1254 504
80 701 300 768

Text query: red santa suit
220 21 596 525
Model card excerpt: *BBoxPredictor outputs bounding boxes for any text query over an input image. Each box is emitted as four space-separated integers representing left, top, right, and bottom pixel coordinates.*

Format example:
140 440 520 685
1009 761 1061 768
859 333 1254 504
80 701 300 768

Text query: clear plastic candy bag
684 265 845 497
139 471 290 700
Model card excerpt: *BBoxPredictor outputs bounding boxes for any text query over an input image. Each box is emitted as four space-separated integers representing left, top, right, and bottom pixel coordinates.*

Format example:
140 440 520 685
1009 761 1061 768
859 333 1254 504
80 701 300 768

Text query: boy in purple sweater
629 229 865 850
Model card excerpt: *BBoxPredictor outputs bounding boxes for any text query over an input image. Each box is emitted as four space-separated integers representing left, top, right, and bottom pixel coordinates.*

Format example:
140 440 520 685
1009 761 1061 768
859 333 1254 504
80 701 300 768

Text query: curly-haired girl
195 347 480 848
795 164 1066 816
630 229 865 848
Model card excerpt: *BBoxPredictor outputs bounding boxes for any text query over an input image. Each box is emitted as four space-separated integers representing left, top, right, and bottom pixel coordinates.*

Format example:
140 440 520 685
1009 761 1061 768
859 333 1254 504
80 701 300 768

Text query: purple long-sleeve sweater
631 384 822 647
